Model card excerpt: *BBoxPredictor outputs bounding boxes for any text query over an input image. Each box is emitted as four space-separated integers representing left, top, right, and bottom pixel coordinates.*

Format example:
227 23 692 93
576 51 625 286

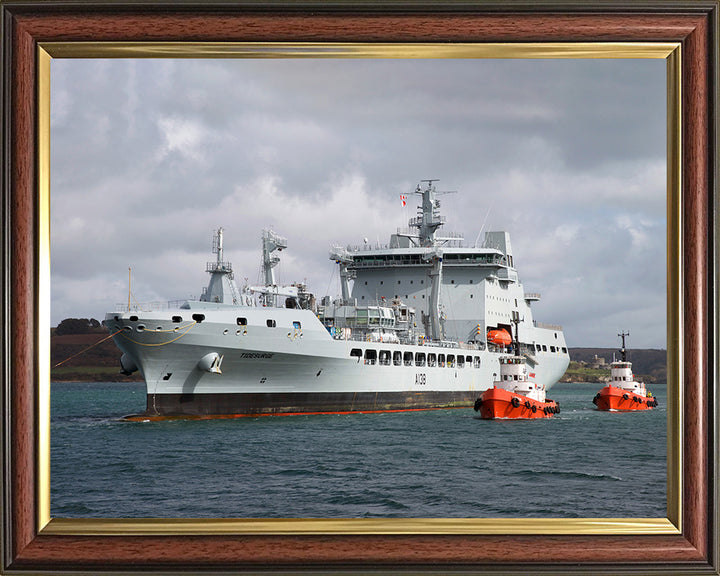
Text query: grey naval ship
106 180 569 419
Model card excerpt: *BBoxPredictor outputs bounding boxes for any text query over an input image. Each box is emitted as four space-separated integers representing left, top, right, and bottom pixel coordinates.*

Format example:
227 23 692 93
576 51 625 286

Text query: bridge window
379 350 391 366
364 349 377 365
447 354 455 367
438 354 445 367
428 353 436 367
415 352 426 367
474 357 481 368
457 355 465 368
403 352 413 366
393 351 402 366
350 349 362 361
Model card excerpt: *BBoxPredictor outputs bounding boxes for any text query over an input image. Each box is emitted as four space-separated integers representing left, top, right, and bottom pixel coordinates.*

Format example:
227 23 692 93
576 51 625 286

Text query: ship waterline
107 180 570 418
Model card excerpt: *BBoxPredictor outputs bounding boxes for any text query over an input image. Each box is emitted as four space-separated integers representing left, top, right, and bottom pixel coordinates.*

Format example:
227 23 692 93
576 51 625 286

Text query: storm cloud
51 57 666 348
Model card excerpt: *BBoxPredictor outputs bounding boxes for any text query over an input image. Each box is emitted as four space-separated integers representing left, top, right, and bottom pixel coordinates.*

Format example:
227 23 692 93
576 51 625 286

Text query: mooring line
53 328 124 368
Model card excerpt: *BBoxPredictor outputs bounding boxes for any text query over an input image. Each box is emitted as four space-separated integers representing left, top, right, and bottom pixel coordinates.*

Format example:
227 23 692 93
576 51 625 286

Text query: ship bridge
328 181 534 344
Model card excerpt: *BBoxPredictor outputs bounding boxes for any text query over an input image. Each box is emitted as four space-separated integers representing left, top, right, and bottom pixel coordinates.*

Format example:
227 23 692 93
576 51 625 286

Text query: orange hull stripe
124 405 468 422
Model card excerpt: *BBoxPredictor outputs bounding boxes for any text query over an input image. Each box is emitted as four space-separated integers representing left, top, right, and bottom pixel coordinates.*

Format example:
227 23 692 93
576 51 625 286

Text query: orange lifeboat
487 329 512 347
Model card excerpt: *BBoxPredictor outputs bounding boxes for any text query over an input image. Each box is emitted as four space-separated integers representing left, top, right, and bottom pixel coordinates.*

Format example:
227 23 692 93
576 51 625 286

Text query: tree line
54 318 103 336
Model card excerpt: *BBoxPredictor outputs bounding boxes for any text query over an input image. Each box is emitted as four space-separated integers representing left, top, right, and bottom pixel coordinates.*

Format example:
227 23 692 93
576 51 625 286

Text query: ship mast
329 246 356 305
200 228 239 304
412 180 454 340
618 330 629 362
261 229 288 307
410 180 453 247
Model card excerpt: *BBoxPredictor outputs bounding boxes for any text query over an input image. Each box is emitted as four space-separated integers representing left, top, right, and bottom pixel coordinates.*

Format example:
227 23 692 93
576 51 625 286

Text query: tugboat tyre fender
474 398 482 412
511 397 520 408
531 405 537 413
524 400 531 409
623 394 629 400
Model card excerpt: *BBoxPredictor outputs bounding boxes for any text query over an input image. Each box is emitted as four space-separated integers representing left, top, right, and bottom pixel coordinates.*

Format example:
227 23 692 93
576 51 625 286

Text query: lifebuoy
511 397 520 408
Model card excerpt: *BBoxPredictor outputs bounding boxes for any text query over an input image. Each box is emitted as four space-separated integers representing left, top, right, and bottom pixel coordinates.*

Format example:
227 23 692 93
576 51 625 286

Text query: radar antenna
409 180 456 247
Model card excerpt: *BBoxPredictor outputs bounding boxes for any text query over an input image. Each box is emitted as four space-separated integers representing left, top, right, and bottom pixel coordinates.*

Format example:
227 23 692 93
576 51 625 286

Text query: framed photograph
2 1 717 573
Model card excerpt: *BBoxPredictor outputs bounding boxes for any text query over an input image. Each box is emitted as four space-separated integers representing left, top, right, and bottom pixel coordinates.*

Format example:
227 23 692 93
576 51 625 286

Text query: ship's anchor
198 352 223 374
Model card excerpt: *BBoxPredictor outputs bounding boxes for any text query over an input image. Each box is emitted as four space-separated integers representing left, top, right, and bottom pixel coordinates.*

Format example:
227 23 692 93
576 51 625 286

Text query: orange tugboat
474 315 559 419
592 332 657 411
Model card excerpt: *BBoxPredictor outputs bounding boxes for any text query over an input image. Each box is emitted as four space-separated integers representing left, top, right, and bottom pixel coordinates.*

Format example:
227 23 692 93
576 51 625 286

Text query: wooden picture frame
2 1 717 573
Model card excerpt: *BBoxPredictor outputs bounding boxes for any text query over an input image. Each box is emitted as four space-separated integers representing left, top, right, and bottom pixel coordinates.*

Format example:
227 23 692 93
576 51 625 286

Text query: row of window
162 315 302 330
535 343 567 354
350 348 482 368
353 254 502 265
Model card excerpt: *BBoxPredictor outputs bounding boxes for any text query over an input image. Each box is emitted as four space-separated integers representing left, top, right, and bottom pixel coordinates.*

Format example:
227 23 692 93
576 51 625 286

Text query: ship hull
474 387 559 419
107 305 569 419
127 389 475 420
592 385 657 411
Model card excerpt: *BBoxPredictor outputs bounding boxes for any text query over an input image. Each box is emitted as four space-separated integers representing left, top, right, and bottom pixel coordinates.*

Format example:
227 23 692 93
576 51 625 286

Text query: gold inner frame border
36 41 682 537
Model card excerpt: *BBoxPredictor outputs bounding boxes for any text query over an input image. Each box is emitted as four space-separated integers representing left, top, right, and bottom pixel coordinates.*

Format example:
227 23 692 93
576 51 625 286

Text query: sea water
50 381 666 519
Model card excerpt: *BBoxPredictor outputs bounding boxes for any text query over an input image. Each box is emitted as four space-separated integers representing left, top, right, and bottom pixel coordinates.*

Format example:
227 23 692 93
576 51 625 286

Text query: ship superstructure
106 181 569 418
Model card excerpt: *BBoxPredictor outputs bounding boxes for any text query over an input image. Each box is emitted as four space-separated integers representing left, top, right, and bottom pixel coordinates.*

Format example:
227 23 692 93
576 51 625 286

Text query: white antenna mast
474 206 492 248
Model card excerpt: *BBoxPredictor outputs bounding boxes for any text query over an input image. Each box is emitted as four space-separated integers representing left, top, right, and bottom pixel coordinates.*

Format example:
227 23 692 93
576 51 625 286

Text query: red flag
400 194 406 207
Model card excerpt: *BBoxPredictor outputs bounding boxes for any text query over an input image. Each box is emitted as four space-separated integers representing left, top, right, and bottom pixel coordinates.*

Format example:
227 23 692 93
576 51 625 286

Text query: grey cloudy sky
50 56 666 349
